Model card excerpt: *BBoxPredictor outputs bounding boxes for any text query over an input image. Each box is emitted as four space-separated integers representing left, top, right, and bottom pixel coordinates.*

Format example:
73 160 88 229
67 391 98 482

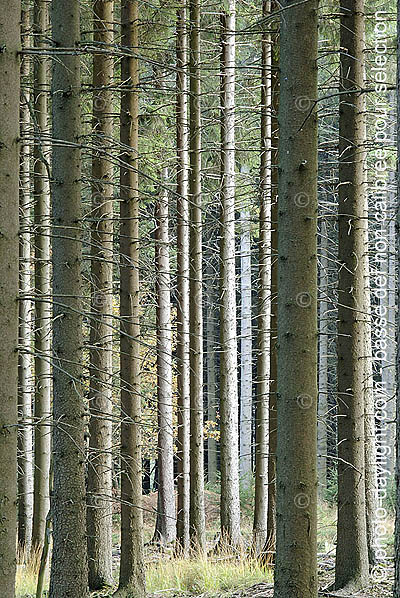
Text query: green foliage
324 469 338 507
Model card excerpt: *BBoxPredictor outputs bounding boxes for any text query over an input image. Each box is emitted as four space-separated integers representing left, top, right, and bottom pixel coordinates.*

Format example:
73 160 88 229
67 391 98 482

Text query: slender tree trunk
0 2 20 595
18 5 33 552
274 1 318 597
253 0 271 552
176 0 190 552
154 170 176 545
116 1 145 595
318 219 329 497
49 1 89 596
206 252 218 485
265 30 279 555
219 2 241 549
87 0 114 588
335 1 369 590
239 207 252 491
188 0 206 552
32 0 51 553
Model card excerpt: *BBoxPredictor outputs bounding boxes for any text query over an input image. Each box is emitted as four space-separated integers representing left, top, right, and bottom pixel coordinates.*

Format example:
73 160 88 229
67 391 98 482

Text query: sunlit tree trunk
32 0 51 552
0 2 21 595
154 170 176 545
219 1 241 549
49 1 89 596
87 0 114 588
176 0 190 552
18 5 33 552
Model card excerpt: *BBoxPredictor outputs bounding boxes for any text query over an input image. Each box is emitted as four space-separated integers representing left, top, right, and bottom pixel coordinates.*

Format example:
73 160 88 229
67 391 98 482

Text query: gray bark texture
274 1 318 597
188 0 206 553
32 0 51 552
176 0 190 553
0 2 20 595
116 2 146 596
87 0 114 589
219 3 241 549
49 1 89 596
335 0 370 590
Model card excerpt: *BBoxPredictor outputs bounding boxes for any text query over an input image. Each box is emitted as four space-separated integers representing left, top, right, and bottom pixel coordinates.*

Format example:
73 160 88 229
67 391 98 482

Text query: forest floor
17 488 395 597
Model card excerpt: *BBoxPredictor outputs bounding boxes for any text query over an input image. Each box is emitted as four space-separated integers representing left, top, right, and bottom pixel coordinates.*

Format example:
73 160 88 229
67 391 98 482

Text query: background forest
0 0 399 597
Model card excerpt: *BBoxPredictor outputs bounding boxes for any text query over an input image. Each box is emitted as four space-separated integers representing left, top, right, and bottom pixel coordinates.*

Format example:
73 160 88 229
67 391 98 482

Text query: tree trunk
176 0 190 553
318 219 329 497
274 1 318 597
335 0 369 590
49 1 89 596
116 1 146 595
87 0 114 589
253 0 272 552
18 5 33 552
219 3 241 549
206 251 218 485
265 28 279 555
188 0 206 553
32 0 51 553
0 2 20 595
239 207 252 491
154 170 176 545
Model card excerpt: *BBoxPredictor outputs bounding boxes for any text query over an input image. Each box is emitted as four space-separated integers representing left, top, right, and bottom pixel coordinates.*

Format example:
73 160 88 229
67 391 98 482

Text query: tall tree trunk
0 2 20 595
49 1 89 596
253 0 271 552
32 0 51 552
176 0 190 552
188 0 206 552
274 1 318 597
87 0 114 589
18 5 33 552
266 28 279 555
116 1 146 595
206 252 218 485
239 207 252 491
335 0 369 590
318 219 329 497
154 170 176 545
219 2 241 549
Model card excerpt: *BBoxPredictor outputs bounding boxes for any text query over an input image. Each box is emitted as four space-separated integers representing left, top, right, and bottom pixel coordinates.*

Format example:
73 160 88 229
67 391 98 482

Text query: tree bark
274 1 318 597
18 5 33 552
32 0 51 553
219 3 241 549
154 170 176 545
116 1 146 595
49 1 89 596
0 2 20 594
335 0 369 590
176 0 190 553
188 0 206 553
87 0 114 589
317 219 329 497
253 0 272 553
239 207 253 491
